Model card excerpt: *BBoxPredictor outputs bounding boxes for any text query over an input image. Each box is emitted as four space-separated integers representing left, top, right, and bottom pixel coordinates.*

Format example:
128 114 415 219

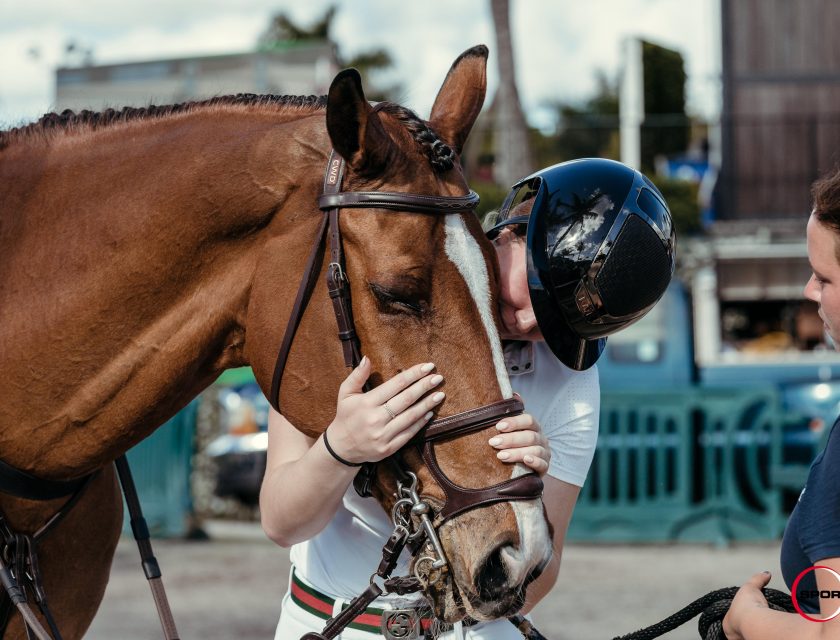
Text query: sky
0 0 721 132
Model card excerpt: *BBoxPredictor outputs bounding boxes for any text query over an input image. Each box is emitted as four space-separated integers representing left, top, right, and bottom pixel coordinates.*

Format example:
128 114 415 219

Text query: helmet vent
595 215 672 317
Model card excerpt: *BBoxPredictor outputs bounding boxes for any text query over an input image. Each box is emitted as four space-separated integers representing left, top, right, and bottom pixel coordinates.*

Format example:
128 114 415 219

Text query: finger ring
383 402 398 420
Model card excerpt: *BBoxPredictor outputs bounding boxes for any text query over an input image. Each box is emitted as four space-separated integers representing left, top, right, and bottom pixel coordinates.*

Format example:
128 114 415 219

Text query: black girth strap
0 459 90 502
0 456 180 640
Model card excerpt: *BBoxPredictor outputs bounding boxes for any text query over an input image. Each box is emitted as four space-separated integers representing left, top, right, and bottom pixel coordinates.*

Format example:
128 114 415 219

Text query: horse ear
428 45 488 156
326 68 392 173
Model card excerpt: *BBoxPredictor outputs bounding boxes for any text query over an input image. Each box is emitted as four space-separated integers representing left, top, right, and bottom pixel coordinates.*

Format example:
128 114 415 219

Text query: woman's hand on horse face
326 357 444 465
488 413 551 476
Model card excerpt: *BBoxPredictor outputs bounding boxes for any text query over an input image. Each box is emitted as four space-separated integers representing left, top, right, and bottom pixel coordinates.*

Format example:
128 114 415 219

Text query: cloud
0 0 718 129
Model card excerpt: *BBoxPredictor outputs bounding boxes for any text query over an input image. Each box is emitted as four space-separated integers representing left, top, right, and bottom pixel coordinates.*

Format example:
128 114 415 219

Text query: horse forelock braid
376 102 455 173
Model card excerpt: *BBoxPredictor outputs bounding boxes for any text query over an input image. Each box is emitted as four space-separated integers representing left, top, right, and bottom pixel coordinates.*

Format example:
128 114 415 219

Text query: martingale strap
114 456 180 640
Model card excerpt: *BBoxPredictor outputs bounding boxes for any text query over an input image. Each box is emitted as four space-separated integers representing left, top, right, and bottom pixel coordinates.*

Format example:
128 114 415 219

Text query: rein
269 149 544 639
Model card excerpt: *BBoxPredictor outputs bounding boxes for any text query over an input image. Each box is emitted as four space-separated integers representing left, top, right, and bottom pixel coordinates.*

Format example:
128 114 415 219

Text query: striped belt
290 570 435 638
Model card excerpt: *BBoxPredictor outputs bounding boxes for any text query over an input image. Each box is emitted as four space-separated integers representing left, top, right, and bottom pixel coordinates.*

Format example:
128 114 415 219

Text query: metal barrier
122 399 198 538
117 381 816 542
568 388 804 543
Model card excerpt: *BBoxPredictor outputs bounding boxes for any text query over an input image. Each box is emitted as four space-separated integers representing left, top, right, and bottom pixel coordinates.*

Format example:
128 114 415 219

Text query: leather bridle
268 148 544 549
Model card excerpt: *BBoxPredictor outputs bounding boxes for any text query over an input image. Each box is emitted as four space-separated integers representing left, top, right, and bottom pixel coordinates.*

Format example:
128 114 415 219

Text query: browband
318 190 479 214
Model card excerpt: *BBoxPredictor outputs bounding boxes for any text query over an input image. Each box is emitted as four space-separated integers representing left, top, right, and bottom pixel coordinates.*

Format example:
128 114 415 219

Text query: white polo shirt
503 340 600 487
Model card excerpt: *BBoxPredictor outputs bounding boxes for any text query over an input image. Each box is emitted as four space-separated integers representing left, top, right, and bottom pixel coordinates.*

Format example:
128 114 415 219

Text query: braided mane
375 102 455 173
0 93 327 151
0 93 455 173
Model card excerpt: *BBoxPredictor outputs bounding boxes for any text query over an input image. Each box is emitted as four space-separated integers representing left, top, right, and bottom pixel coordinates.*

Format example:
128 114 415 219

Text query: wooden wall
719 0 840 219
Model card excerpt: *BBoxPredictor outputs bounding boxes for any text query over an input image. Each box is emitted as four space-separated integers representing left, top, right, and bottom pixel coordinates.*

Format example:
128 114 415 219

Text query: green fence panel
571 390 695 542
122 400 198 538
569 387 791 543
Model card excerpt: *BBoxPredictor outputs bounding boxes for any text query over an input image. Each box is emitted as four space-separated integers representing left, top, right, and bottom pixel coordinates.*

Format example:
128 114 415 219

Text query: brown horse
0 45 551 637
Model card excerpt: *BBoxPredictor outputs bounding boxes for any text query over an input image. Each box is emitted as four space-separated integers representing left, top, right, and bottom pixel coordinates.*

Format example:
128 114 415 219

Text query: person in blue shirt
724 168 840 639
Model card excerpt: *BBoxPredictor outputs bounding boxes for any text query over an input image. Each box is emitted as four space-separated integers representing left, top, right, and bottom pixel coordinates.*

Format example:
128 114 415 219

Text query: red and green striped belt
290 570 435 637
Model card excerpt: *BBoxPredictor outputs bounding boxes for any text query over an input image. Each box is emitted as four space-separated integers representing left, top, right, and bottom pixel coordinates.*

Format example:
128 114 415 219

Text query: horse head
248 45 552 623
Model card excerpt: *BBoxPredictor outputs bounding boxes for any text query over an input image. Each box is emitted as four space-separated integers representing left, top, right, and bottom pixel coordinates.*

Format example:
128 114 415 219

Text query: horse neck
0 108 328 479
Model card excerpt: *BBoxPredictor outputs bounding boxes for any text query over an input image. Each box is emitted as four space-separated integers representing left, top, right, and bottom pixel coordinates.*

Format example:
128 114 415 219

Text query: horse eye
369 283 427 317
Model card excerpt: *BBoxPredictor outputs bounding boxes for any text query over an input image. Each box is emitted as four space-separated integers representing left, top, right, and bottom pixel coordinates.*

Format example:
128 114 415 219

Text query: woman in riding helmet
261 158 675 639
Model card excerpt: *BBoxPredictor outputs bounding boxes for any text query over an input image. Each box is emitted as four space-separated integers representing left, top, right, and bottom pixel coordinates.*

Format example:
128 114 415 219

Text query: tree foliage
258 6 336 46
536 71 620 168
641 40 690 172
257 5 401 101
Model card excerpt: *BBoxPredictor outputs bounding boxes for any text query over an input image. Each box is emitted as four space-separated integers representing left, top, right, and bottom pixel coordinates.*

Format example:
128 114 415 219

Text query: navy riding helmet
486 158 676 370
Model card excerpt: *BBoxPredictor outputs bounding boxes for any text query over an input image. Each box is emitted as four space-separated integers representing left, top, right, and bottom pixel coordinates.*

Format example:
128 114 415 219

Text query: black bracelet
322 428 363 467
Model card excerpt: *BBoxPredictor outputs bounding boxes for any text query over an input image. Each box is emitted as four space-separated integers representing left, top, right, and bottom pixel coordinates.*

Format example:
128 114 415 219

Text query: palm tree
258 6 336 46
489 0 534 186
258 6 402 102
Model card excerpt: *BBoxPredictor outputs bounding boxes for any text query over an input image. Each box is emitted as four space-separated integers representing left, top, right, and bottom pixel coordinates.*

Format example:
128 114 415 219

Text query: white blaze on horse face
443 216 550 586
443 215 512 399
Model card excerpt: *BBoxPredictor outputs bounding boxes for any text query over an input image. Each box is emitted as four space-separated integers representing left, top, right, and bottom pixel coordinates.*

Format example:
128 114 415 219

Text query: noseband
269 149 543 547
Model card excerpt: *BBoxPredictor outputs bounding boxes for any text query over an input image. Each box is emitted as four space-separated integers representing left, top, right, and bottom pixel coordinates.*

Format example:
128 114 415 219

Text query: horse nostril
476 546 510 602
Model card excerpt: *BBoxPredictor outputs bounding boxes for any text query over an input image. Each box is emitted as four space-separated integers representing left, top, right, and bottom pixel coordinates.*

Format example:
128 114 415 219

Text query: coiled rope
611 586 795 640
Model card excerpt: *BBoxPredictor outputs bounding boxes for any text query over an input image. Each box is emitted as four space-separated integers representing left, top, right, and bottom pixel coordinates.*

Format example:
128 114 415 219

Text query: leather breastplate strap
0 458 90 502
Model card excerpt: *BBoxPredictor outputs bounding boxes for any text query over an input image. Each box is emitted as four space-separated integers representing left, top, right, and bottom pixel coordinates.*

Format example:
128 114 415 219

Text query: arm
482 412 583 613
724 558 840 640
259 409 356 546
503 364 600 611
259 357 445 547
520 476 579 613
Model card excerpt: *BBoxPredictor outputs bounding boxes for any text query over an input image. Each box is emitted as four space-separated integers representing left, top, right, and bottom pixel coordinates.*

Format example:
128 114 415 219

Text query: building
718 0 840 223
54 41 339 112
684 0 840 363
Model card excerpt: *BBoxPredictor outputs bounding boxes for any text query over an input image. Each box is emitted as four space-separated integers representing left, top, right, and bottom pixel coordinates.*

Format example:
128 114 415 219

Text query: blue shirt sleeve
781 419 840 612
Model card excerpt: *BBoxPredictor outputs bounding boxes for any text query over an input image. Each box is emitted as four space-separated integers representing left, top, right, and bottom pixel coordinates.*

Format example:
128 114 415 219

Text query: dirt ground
84 520 784 640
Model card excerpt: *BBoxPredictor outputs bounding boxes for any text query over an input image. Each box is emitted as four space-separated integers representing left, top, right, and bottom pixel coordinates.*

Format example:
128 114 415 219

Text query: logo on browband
327 158 341 185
